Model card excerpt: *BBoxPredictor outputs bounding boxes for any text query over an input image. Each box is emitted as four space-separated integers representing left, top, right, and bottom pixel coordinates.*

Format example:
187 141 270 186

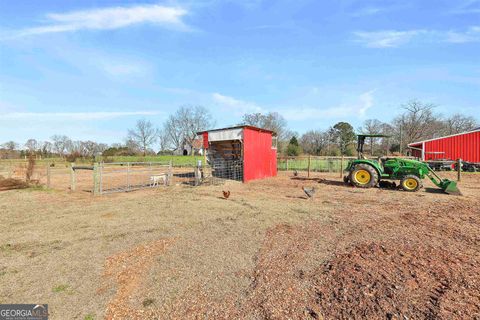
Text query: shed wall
243 128 277 182
424 131 480 162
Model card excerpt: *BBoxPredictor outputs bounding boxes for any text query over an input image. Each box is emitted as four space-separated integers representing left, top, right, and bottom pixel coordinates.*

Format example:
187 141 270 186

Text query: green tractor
343 134 461 195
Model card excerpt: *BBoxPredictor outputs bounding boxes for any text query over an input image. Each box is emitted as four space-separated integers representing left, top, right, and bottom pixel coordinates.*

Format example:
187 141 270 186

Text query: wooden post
457 158 462 182
307 155 311 178
47 165 51 188
70 163 76 192
286 158 289 171
168 160 173 186
340 155 344 178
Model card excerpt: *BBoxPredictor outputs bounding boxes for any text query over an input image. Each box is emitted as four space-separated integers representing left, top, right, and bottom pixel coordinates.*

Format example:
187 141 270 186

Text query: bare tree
360 119 384 156
242 112 289 140
300 130 329 155
177 106 214 154
125 138 140 154
157 128 171 153
163 115 184 152
127 119 158 156
241 113 264 127
41 141 52 156
2 141 18 151
392 100 439 152
25 139 39 154
443 114 478 135
51 135 71 156
162 106 214 154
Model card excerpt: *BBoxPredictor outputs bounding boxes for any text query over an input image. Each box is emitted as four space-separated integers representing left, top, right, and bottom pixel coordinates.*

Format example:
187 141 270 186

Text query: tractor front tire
400 175 422 192
349 164 378 188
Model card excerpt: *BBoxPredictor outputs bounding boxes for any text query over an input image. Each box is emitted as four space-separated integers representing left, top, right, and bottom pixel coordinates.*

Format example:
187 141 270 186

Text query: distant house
174 138 204 156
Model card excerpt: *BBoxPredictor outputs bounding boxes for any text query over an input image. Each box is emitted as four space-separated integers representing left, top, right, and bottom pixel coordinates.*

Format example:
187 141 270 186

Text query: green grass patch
83 314 95 320
1 155 205 167
52 284 69 293
278 158 348 172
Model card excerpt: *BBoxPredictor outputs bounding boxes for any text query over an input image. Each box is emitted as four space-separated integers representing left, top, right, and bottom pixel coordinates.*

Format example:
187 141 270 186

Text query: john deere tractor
343 134 461 195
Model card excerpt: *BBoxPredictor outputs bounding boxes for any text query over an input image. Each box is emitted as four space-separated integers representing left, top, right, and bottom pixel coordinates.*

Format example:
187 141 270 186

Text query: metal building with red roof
408 129 480 162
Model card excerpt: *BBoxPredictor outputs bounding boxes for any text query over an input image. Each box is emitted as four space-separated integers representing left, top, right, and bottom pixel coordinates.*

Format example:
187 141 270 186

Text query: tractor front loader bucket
427 167 462 195
440 180 462 195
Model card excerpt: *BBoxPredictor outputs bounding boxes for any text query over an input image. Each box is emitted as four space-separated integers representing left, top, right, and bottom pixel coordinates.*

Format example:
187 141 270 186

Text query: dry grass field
0 171 479 319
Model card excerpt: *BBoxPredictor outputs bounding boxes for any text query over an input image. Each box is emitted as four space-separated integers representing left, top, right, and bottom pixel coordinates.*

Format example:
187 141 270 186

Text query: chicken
222 190 231 199
293 170 298 177
302 186 316 199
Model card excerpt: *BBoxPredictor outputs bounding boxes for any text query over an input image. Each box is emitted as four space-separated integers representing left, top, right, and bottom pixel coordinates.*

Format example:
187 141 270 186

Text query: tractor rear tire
400 175 422 192
349 164 378 188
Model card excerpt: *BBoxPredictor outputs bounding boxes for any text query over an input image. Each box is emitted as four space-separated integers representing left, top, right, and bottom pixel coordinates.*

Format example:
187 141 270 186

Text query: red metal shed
198 125 277 182
408 129 480 162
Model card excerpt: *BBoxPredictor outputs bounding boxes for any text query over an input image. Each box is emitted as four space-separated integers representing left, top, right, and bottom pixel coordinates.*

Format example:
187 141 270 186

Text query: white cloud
9 4 190 38
212 91 375 121
99 60 147 76
350 6 385 17
354 26 480 48
212 93 263 114
445 26 480 43
279 91 375 121
353 30 424 48
1 111 162 121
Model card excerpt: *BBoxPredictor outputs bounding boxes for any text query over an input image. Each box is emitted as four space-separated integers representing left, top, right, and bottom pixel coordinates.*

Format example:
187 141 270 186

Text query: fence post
47 165 51 188
286 158 289 171
127 162 130 191
307 155 311 178
340 155 344 178
457 158 462 182
194 166 200 186
93 163 99 195
168 160 173 186
70 163 76 192
99 163 103 194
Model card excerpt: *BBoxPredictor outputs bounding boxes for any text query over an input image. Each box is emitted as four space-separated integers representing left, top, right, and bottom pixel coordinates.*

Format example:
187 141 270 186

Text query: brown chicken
222 190 231 199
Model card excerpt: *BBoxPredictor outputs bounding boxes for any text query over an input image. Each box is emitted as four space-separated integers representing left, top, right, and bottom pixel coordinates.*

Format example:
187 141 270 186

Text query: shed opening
208 140 243 182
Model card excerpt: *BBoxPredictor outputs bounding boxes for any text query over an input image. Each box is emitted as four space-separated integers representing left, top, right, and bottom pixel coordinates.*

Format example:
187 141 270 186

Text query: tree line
1 100 478 159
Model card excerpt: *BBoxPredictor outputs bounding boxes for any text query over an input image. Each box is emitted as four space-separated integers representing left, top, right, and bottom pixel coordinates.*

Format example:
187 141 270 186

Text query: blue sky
0 0 479 144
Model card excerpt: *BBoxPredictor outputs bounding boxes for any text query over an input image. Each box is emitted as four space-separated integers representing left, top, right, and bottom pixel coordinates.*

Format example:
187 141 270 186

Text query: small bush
142 298 155 307
287 144 302 156
65 152 82 163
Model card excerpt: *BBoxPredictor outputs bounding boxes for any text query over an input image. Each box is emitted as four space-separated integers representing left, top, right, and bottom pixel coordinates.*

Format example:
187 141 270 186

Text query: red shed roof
408 128 480 147
197 125 276 135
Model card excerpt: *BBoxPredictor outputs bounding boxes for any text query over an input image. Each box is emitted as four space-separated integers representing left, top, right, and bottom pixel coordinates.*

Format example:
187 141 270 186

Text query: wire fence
1 156 472 194
96 162 171 194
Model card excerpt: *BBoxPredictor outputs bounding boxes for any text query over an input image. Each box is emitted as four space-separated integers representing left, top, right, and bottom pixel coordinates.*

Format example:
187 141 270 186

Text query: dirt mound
313 242 480 319
0 176 28 191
